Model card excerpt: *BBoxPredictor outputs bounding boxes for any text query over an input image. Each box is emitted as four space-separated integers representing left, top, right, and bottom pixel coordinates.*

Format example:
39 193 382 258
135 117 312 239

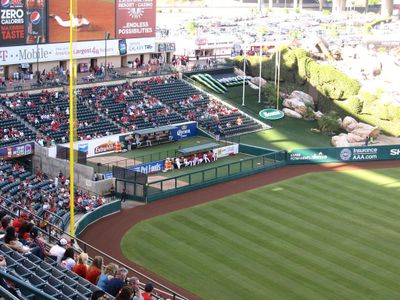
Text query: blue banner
171 122 197 140
103 159 165 179
0 142 34 160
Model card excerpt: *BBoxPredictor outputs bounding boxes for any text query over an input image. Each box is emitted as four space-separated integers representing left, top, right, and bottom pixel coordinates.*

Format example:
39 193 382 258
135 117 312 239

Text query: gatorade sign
259 109 284 120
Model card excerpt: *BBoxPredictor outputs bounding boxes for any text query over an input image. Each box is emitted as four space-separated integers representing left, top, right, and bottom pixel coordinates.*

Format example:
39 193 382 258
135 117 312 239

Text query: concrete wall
33 155 115 194
33 144 115 195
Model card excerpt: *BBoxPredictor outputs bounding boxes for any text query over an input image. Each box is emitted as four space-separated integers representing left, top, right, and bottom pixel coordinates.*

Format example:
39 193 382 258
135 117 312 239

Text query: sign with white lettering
116 0 156 39
0 37 155 65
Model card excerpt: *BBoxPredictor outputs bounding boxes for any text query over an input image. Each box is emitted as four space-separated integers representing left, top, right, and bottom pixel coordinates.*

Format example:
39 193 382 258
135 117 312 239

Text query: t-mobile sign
116 0 156 39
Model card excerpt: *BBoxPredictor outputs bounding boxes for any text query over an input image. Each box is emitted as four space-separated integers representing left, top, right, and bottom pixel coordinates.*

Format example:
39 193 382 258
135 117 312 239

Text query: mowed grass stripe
214 199 400 298
305 173 400 220
235 192 400 293
186 205 365 299
122 168 400 300
282 180 400 257
175 210 343 300
123 219 295 300
166 214 317 300
273 187 400 272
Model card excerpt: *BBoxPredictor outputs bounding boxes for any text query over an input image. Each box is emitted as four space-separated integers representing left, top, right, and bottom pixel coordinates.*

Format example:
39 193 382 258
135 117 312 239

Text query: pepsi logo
1 0 10 8
30 10 41 25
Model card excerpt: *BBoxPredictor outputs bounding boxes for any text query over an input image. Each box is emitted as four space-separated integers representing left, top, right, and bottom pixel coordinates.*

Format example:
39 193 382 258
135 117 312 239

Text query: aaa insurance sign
259 109 284 120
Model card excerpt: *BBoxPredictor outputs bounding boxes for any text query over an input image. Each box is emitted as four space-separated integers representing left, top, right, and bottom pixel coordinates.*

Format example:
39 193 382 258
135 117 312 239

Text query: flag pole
242 44 246 106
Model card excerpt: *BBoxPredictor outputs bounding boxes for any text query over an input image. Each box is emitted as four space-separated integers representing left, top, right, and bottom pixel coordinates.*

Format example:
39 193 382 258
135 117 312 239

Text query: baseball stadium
1 0 400 299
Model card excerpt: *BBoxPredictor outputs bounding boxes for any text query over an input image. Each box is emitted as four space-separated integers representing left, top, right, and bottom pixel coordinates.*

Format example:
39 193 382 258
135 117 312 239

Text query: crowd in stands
1 160 105 233
0 209 160 299
0 108 32 147
2 90 121 144
1 75 261 149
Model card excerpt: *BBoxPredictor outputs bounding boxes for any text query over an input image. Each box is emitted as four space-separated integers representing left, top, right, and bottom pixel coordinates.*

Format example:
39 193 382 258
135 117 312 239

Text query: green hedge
226 47 400 136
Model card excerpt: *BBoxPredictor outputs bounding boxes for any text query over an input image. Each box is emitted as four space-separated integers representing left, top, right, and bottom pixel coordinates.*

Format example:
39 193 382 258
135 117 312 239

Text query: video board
47 0 115 43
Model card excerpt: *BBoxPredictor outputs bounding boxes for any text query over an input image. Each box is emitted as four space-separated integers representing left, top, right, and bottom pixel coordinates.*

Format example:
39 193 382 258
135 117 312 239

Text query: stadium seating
3 92 121 143
78 84 186 131
0 161 104 230
138 79 263 137
0 243 110 299
0 111 36 148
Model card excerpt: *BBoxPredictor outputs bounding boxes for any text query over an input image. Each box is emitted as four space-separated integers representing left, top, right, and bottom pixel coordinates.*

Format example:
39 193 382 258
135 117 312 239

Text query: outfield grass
217 85 331 150
122 168 400 299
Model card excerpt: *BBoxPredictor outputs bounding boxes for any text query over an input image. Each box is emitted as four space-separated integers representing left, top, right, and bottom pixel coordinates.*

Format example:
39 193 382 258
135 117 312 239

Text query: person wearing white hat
49 238 68 263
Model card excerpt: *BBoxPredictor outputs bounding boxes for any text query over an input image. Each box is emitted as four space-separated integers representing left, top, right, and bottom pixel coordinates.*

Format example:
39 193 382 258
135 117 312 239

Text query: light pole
36 35 40 83
242 44 246 106
104 32 110 77
258 32 263 104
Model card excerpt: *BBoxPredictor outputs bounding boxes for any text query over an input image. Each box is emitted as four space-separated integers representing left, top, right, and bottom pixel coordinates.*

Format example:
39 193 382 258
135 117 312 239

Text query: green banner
259 109 285 120
287 145 400 164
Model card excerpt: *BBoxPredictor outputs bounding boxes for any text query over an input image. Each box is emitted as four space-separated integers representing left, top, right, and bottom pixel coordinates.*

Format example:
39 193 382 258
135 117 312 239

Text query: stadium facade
0 0 175 78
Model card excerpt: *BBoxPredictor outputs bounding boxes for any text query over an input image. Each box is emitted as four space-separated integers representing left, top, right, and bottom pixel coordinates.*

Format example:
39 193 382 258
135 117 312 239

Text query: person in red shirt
12 216 24 233
72 252 89 278
86 256 103 284
142 283 154 300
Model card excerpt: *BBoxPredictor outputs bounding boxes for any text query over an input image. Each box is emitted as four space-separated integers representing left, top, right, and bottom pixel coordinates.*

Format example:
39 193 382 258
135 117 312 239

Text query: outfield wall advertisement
287 145 400 164
0 0 47 46
116 0 156 39
0 142 34 160
0 37 155 65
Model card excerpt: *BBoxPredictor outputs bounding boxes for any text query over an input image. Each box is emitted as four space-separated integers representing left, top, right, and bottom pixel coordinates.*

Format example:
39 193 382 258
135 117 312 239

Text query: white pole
274 47 278 88
242 44 246 106
276 48 281 110
258 38 262 103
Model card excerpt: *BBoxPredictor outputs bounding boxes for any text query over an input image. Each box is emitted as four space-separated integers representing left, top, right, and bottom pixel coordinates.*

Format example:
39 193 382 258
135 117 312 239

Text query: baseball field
120 167 400 299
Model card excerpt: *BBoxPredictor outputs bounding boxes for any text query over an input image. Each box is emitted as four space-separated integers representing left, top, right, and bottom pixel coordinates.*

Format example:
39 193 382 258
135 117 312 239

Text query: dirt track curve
79 160 400 300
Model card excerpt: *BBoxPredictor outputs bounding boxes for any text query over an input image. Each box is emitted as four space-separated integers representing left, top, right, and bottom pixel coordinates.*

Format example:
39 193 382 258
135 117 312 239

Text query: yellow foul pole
68 0 77 240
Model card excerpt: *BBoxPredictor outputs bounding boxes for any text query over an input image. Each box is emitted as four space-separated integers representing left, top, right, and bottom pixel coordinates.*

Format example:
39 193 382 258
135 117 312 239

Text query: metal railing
146 151 286 200
0 271 55 300
0 195 188 300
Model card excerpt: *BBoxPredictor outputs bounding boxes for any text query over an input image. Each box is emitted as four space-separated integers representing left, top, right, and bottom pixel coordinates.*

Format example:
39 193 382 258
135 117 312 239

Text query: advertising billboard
48 0 115 43
0 37 155 65
287 145 400 165
116 0 156 39
170 122 197 140
0 142 34 160
0 0 47 46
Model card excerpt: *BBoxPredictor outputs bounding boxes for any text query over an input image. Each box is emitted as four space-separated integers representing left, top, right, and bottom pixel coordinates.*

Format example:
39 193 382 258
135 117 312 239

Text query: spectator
0 256 20 297
73 252 89 278
105 267 129 296
127 277 142 300
121 188 127 203
0 216 12 233
49 238 68 263
97 263 118 291
4 226 30 254
61 247 76 270
86 255 103 284
90 290 107 300
29 227 51 259
142 283 154 300
18 221 34 244
116 286 132 300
